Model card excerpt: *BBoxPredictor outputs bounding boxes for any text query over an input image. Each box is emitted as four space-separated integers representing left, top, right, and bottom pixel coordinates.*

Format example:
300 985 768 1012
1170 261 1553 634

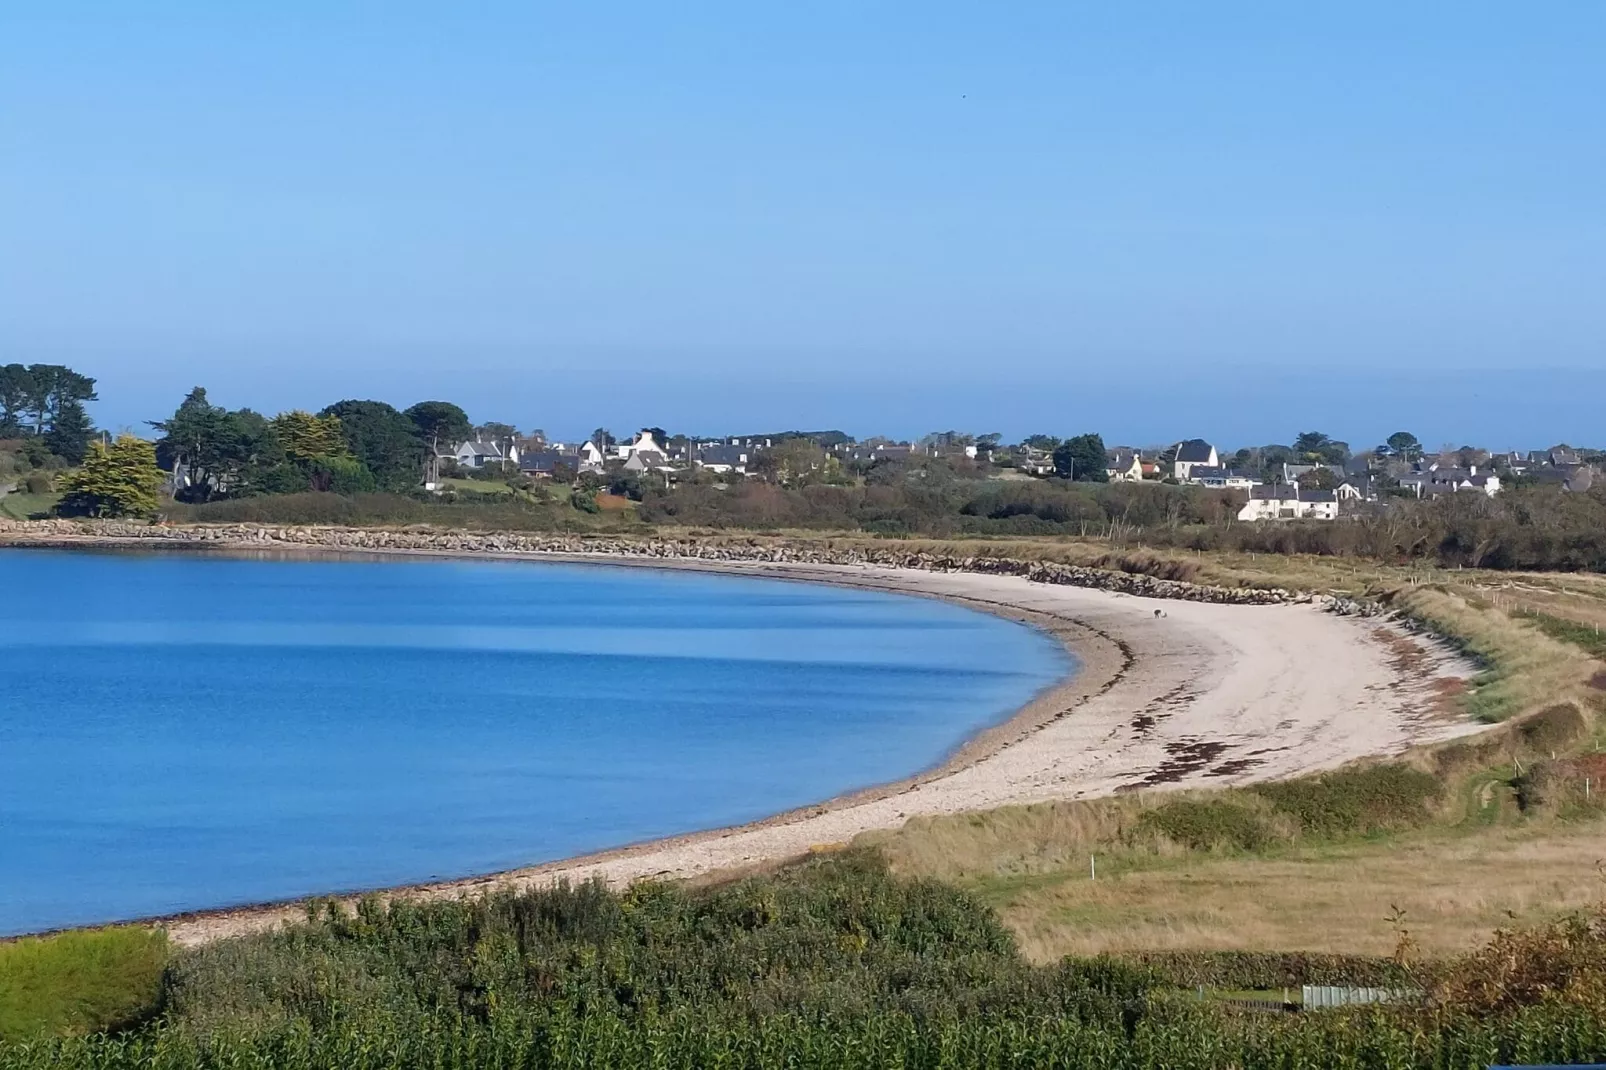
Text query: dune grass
0 928 168 1040
865 558 1606 963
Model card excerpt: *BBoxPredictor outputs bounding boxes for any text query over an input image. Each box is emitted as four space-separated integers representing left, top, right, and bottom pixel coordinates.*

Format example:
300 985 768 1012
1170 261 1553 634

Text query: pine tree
271 410 347 463
55 434 163 518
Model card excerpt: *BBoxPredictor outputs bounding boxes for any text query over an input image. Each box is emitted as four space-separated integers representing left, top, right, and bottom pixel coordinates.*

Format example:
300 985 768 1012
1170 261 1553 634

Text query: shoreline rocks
0 519 1308 606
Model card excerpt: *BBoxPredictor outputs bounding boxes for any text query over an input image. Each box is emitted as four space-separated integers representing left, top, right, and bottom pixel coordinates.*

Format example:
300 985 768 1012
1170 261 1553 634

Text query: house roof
518 450 569 473
697 444 748 466
1175 439 1215 463
459 440 506 459
1106 448 1138 469
1249 484 1294 500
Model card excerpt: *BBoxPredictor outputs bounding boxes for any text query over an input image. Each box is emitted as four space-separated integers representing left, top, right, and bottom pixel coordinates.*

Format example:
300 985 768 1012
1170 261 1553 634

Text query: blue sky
2 3 1601 449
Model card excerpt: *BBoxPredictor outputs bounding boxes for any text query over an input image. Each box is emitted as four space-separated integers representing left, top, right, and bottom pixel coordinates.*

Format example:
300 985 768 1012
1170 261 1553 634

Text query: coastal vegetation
0 929 167 1041
2 854 1604 1067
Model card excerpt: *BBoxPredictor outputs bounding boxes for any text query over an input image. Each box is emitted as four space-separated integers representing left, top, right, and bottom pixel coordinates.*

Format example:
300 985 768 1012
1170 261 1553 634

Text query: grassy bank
863 558 1606 963
0 929 167 1041
1 854 1603 1068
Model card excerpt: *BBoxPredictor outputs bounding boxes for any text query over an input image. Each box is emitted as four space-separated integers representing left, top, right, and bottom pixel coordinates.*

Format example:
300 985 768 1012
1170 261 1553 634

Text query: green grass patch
1518 609 1606 659
0 928 168 1040
0 493 60 520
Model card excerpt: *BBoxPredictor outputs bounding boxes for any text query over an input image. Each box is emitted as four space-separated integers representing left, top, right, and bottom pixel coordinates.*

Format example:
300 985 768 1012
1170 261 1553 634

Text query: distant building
694 444 751 474
1189 466 1258 490
1171 439 1219 481
1237 484 1339 521
452 439 518 470
1105 448 1143 482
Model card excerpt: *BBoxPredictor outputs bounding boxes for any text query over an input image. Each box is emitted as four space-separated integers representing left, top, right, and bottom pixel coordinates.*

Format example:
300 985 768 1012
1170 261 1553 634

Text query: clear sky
2 2 1601 449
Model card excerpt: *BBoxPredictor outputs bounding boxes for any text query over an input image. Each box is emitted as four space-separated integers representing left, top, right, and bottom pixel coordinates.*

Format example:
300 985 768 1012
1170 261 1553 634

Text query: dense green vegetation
0 364 97 464
0 929 167 1041
2 853 1603 1068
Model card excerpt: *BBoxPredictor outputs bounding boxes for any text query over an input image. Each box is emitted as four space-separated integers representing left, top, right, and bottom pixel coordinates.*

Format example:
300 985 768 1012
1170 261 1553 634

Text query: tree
405 402 472 452
591 428 616 451
1292 431 1349 465
1053 434 1109 482
1297 467 1337 490
320 400 424 491
476 421 518 440
0 364 34 436
271 410 347 463
150 387 259 500
1380 431 1424 462
1022 434 1061 452
43 398 94 464
55 434 162 518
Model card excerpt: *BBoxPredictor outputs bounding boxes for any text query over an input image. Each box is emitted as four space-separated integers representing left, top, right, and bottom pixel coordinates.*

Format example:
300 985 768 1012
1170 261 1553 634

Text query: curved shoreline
0 533 1482 946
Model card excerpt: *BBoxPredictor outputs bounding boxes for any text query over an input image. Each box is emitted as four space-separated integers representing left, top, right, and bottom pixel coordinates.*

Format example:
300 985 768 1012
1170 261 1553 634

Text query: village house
1171 439 1219 481
1237 484 1339 521
517 450 571 479
1188 466 1258 490
693 444 751 475
1104 448 1143 482
614 429 666 461
451 438 519 470
1527 465 1595 493
1397 465 1501 498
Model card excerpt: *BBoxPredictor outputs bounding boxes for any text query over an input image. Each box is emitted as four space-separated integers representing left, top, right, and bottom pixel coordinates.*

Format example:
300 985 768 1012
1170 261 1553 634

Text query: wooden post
1090 855 1096 881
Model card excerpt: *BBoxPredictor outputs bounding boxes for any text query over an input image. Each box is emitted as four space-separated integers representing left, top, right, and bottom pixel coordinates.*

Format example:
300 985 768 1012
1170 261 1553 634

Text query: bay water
0 550 1070 935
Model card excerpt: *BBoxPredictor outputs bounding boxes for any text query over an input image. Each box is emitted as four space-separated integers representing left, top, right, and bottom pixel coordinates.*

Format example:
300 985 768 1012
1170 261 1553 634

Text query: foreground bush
0 929 167 1041
2 853 1604 1068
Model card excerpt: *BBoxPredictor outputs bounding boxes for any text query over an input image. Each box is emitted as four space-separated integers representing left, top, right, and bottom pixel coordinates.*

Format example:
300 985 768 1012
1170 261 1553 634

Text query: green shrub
1136 799 1273 851
1252 764 1442 836
1125 949 1424 989
0 928 167 1040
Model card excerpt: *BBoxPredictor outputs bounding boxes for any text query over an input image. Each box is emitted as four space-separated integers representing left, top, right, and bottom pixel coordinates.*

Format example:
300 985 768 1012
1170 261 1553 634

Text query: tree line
0 363 97 464
152 388 475 501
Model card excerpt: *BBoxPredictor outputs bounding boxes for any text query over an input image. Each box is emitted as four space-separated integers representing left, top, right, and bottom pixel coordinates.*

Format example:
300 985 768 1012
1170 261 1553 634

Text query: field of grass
0 493 59 521
0 928 167 1040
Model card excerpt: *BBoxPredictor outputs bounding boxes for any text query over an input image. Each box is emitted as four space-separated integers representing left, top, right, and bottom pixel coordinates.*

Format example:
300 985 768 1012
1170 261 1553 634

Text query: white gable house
1105 449 1144 482
1171 439 1219 481
1237 484 1339 521
452 439 519 470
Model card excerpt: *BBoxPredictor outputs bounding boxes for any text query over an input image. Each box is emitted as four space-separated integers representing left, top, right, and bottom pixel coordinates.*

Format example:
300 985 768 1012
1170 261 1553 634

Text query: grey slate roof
1175 439 1215 463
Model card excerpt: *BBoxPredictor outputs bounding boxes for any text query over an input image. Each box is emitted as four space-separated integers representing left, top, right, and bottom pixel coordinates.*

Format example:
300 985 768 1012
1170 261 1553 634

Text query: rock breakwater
0 519 1307 605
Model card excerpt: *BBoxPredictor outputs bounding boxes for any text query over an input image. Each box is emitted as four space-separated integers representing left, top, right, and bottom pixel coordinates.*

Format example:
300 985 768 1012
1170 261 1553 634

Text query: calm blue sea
0 549 1070 935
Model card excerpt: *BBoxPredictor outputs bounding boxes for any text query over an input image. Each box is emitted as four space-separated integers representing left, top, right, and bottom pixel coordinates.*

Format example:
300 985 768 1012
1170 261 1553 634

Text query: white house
1171 439 1219 481
452 439 519 470
1399 466 1501 498
1237 484 1339 521
694 444 750 474
615 429 665 461
1105 449 1144 482
1189 466 1258 490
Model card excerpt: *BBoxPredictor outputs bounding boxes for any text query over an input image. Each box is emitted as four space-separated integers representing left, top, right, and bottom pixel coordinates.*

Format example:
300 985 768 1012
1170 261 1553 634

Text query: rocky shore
0 519 1306 605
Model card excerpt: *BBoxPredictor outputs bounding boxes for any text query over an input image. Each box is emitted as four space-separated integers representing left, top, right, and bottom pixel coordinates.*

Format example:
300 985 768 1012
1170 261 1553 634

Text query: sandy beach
146 552 1481 947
